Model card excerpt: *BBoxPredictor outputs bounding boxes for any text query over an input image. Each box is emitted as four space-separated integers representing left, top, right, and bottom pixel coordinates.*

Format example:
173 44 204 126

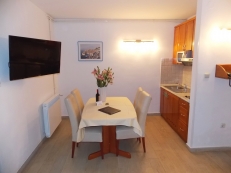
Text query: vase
98 87 107 102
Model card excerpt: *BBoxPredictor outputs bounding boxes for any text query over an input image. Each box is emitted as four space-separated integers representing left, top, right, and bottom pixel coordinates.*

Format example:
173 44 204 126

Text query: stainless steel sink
164 85 190 93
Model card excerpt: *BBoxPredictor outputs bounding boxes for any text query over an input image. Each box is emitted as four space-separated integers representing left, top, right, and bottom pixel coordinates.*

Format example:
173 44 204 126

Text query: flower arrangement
92 66 114 87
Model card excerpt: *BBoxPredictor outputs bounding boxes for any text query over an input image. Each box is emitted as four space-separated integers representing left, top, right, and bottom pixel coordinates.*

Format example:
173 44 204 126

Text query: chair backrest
134 87 143 111
136 91 152 137
64 94 81 141
71 88 84 115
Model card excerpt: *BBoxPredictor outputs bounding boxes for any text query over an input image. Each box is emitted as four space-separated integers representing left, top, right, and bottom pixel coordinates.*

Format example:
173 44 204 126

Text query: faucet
184 84 187 89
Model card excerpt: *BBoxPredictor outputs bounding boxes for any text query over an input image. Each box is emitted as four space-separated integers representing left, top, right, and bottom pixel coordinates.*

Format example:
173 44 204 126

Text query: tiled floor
21 116 231 173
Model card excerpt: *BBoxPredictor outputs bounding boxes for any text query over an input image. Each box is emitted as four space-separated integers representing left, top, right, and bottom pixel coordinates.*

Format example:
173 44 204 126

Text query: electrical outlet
221 123 226 128
204 73 210 78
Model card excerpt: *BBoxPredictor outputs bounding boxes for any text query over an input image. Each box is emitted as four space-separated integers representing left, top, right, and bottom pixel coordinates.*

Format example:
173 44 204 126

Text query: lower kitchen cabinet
160 88 179 131
178 120 188 142
178 98 189 142
160 88 189 142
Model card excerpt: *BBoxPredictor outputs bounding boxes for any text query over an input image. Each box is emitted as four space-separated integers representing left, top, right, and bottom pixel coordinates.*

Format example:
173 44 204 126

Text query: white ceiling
30 0 197 20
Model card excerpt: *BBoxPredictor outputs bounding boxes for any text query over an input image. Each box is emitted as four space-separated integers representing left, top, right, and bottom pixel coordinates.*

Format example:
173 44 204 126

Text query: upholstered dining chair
64 94 103 159
116 91 152 153
133 87 143 143
133 87 143 111
71 88 84 115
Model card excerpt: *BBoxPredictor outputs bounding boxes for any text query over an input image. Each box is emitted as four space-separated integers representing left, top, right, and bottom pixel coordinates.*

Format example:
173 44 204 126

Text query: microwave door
177 52 183 62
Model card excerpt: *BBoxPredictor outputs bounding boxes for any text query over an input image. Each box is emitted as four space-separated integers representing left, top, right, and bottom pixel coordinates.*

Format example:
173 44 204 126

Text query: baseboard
148 113 160 116
17 137 46 173
186 144 231 152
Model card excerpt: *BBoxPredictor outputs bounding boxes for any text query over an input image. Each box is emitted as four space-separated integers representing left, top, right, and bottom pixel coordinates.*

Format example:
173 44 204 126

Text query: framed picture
78 41 103 61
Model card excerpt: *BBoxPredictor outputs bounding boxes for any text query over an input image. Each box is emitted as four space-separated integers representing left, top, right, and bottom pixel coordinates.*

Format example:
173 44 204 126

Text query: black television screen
9 35 61 81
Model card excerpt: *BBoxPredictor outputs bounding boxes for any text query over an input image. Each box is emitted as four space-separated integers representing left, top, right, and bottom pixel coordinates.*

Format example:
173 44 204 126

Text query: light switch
204 73 210 78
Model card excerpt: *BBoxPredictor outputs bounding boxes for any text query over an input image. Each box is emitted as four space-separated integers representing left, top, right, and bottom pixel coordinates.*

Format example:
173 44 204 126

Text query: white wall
0 0 56 172
53 20 181 115
188 0 231 148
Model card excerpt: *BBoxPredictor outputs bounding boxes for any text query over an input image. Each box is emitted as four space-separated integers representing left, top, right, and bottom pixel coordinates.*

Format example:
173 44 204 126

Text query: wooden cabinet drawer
179 99 189 110
179 107 188 125
178 120 188 142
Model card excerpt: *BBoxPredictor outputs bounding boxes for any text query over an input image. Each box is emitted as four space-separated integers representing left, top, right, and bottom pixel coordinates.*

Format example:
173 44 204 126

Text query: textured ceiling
30 0 197 20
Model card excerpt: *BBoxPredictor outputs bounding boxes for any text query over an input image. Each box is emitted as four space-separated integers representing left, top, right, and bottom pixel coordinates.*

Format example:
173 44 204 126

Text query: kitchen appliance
180 57 193 66
176 51 185 63
176 50 193 66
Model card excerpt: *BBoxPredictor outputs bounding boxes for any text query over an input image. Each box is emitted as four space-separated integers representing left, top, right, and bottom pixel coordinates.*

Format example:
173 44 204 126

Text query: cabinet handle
181 114 185 117
180 128 184 132
182 103 186 105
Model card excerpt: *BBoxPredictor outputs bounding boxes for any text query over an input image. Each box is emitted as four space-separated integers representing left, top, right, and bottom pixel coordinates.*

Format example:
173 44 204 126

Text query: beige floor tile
21 116 231 173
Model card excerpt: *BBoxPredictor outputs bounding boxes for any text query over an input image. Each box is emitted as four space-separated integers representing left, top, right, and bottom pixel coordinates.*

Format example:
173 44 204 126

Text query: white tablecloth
77 97 142 142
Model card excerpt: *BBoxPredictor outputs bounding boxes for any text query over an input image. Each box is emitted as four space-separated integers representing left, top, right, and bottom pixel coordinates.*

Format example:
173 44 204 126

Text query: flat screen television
9 35 61 81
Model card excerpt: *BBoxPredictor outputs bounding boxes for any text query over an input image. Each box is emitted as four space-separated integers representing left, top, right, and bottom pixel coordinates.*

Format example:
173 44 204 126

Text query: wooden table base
88 126 131 160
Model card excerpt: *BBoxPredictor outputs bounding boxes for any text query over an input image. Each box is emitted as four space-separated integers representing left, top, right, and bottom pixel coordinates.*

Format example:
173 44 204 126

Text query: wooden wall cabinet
160 88 189 142
173 17 196 64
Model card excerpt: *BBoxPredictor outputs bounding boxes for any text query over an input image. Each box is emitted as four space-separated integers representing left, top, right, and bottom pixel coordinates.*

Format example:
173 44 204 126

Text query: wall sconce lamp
215 64 231 87
221 28 231 30
123 39 154 43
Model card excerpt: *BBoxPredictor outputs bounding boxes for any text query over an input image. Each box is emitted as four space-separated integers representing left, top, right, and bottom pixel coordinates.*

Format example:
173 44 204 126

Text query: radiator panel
43 94 61 138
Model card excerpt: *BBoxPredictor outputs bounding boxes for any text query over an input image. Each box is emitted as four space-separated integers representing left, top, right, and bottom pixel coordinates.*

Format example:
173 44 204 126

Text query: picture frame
78 41 103 61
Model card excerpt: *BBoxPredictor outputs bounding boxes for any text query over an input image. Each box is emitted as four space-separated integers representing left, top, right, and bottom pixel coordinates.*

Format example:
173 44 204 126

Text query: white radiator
43 94 62 138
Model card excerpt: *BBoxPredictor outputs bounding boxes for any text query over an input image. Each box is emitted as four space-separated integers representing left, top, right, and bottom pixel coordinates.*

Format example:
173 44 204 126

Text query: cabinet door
163 90 171 121
179 24 186 51
173 26 180 64
160 88 164 116
185 19 195 51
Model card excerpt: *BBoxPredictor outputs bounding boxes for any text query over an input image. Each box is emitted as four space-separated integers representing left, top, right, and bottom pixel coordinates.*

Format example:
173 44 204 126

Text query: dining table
77 97 142 160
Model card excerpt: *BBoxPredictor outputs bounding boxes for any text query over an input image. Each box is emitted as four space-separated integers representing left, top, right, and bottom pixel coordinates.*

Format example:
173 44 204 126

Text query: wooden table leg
88 126 131 160
88 151 102 160
117 150 131 158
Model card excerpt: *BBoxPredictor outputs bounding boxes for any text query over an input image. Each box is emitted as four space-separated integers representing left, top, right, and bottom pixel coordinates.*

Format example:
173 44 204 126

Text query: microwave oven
176 51 185 63
176 50 193 66
176 50 193 62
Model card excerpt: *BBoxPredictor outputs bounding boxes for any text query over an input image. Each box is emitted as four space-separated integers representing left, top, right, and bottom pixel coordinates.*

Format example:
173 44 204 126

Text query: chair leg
72 141 76 158
141 137 146 153
116 140 119 156
100 142 104 159
76 143 79 147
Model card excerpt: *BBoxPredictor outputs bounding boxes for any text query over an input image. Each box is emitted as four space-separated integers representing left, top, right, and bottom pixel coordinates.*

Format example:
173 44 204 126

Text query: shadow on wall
38 103 46 137
0 37 10 82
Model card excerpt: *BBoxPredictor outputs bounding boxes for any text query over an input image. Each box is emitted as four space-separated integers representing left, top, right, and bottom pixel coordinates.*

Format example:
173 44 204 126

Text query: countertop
161 84 190 103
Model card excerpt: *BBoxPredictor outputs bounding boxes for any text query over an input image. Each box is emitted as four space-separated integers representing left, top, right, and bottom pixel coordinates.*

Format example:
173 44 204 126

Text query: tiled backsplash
182 66 192 87
161 58 192 87
161 58 183 84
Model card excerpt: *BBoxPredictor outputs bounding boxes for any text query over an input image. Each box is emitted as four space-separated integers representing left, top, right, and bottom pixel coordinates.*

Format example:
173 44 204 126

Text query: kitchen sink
164 85 191 93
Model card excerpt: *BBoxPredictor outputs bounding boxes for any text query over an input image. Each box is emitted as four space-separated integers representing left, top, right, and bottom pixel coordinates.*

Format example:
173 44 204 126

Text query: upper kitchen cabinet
173 17 196 64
